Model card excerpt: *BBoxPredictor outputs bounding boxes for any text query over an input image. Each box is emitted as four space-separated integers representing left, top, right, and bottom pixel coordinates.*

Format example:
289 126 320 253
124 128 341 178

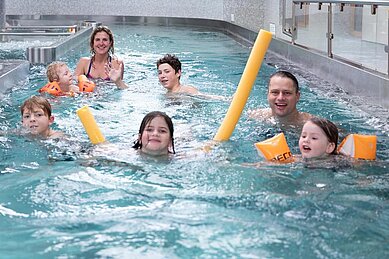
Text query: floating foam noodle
76 105 106 144
338 134 377 160
78 75 96 92
254 133 293 162
213 29 272 141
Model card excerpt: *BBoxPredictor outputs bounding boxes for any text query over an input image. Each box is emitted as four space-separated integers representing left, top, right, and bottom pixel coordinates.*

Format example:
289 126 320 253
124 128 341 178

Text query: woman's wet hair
90 25 114 55
133 111 175 154
269 70 299 93
308 117 339 154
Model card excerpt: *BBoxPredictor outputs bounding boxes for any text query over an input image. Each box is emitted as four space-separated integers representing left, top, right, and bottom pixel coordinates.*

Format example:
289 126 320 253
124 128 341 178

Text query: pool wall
2 0 389 109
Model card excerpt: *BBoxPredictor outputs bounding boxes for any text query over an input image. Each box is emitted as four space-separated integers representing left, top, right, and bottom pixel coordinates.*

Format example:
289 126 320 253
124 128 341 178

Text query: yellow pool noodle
213 29 272 141
76 105 106 144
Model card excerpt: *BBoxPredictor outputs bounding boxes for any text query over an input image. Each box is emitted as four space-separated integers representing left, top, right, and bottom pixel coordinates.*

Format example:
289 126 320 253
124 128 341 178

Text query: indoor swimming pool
0 24 388 258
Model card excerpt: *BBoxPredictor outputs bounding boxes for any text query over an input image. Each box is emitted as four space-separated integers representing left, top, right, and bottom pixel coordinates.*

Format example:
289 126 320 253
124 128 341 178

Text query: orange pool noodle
338 134 377 160
255 133 293 162
76 105 106 145
78 75 96 92
213 29 272 141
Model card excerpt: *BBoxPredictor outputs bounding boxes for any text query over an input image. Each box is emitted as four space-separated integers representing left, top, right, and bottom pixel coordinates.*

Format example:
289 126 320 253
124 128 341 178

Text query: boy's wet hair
133 111 175 154
46 61 67 82
90 25 114 55
269 70 300 93
308 117 339 154
20 95 52 118
157 54 182 77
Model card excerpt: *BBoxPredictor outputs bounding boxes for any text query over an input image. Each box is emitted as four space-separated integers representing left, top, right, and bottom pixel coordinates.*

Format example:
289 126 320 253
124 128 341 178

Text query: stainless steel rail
282 0 389 76
0 32 73 36
26 26 93 64
5 25 78 30
292 0 389 5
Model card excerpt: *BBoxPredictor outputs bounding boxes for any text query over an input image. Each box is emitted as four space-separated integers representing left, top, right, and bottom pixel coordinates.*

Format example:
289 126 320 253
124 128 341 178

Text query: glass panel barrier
332 4 388 74
287 1 389 76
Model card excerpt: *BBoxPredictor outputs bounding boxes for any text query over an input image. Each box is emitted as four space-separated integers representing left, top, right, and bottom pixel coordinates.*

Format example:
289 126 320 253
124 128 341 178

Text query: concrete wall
0 0 4 28
3 0 269 32
4 0 224 21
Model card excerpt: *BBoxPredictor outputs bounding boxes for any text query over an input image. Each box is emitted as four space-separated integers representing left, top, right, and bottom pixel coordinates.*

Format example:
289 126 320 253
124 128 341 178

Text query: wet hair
46 61 66 82
133 111 175 154
308 117 339 154
89 25 114 56
156 54 182 79
269 70 299 93
20 95 52 118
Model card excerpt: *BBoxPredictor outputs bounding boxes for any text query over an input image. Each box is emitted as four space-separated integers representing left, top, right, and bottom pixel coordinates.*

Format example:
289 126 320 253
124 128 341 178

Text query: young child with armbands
39 61 95 96
20 95 63 139
255 117 338 162
298 117 338 159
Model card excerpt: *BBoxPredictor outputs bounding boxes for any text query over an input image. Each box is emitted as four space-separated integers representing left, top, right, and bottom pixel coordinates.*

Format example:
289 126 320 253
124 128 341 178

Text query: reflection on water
0 24 388 258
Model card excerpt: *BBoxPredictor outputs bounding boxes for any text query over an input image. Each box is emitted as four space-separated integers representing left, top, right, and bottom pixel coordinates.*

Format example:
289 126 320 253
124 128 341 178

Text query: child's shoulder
48 130 64 139
182 85 199 94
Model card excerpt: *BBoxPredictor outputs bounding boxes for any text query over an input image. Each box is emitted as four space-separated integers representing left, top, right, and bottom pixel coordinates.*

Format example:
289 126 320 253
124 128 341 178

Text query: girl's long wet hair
309 117 339 154
132 111 175 154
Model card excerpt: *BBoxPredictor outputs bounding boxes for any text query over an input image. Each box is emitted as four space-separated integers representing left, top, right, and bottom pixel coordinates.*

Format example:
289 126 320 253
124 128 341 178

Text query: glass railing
282 0 389 76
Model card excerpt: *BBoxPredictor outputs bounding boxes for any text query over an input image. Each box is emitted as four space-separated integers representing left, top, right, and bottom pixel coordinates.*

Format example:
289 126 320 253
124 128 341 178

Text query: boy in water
39 61 79 96
157 54 199 94
20 95 63 139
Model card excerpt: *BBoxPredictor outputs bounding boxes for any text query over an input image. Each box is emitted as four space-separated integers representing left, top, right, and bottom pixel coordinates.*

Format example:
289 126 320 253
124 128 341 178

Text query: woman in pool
299 117 338 159
75 25 127 89
133 111 175 156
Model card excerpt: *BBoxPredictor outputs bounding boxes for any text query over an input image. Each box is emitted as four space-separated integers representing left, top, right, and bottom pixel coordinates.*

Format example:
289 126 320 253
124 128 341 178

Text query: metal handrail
4 25 78 30
0 32 73 36
292 0 389 5
282 0 389 76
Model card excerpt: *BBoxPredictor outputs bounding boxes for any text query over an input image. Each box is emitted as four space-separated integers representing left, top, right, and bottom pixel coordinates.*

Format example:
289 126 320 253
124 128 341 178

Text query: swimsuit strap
85 58 93 79
85 55 113 80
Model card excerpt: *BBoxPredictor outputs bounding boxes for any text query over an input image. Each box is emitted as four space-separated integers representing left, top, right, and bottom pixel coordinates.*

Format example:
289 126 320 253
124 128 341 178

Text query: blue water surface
0 24 388 258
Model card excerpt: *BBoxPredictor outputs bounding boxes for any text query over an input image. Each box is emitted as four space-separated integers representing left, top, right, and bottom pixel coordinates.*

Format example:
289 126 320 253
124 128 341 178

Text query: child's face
57 65 73 87
299 121 335 158
140 116 171 156
22 107 54 137
157 63 181 90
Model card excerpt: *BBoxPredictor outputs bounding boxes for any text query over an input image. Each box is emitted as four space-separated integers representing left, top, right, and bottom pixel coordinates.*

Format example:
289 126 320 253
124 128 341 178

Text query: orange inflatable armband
338 134 377 160
78 75 96 92
38 81 64 96
254 133 293 162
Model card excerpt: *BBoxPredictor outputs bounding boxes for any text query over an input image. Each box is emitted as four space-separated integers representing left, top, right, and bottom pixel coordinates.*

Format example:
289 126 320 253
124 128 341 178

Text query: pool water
0 24 388 258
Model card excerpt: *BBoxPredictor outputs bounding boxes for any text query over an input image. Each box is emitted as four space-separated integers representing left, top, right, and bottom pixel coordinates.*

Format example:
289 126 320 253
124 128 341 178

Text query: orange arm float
254 133 293 162
338 134 377 160
78 75 96 92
